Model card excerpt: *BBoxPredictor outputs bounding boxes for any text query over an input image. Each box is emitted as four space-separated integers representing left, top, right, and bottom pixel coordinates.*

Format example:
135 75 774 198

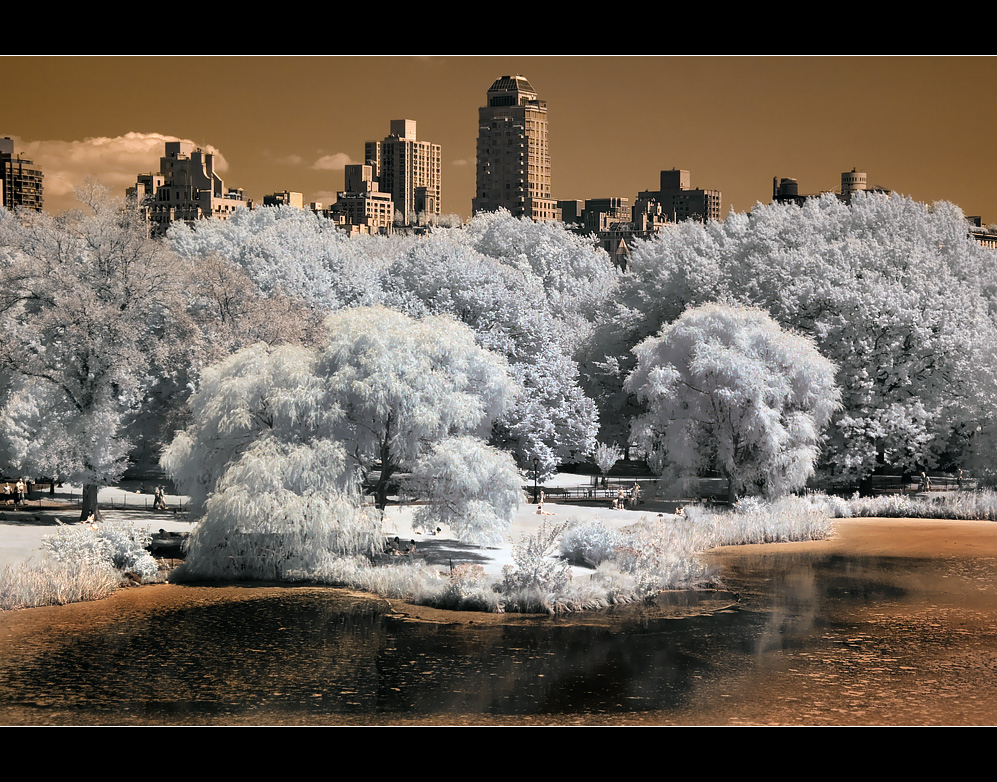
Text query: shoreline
4 516 997 725
4 516 997 630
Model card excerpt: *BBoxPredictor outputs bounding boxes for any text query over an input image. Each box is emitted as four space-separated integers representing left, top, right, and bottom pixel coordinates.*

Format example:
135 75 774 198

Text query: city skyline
3 55 996 222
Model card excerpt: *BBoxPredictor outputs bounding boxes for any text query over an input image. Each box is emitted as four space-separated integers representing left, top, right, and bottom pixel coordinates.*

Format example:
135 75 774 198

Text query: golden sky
3 55 995 222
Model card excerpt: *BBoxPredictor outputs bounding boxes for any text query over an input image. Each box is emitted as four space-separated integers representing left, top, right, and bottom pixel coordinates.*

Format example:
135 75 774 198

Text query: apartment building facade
1 137 43 212
473 75 558 221
365 119 441 226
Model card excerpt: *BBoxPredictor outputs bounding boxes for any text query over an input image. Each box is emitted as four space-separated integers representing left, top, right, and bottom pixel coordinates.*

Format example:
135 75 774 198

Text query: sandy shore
711 516 997 559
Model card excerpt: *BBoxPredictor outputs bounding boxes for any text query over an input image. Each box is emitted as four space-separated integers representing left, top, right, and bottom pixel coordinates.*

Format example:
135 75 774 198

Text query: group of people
386 536 417 556
152 485 169 511
611 482 642 510
2 479 27 506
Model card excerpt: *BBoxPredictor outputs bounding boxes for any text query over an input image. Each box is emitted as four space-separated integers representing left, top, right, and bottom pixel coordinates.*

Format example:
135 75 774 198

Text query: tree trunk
80 484 102 522
724 469 737 506
859 475 874 497
374 477 388 511
374 463 395 511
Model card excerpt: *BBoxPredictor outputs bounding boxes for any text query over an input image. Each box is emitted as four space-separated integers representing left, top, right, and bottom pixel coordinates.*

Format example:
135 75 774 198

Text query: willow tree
163 307 523 578
318 306 520 510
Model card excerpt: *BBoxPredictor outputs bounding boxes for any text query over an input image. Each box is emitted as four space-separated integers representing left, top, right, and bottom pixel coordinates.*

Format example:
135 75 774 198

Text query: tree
462 209 619 343
0 184 187 519
162 308 521 573
160 342 335 518
161 341 381 580
170 209 608 480
318 306 520 509
625 303 840 500
169 205 387 312
593 441 622 484
578 217 720 449
605 192 997 485
382 231 599 478
406 436 523 545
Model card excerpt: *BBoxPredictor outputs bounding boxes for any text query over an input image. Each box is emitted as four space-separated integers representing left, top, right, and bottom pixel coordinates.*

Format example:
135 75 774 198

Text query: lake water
3 545 997 725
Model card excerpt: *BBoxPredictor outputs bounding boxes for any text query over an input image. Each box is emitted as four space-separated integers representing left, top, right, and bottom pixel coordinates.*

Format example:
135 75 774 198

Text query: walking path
0 475 671 578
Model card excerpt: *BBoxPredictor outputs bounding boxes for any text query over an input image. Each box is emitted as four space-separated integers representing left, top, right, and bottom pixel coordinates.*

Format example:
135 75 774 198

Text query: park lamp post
533 457 540 505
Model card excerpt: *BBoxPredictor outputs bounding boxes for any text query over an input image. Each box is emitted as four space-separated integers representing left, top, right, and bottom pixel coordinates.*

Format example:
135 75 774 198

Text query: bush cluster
1 521 159 612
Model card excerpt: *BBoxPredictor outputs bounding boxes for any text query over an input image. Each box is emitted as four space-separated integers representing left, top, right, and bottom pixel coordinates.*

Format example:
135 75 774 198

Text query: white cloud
451 158 469 167
311 153 352 171
276 154 304 166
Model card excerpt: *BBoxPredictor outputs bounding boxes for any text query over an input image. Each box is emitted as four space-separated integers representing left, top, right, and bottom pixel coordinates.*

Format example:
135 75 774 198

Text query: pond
3 536 997 725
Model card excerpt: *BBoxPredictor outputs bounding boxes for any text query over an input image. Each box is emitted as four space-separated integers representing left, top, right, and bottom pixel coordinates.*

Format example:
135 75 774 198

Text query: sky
3 55 996 222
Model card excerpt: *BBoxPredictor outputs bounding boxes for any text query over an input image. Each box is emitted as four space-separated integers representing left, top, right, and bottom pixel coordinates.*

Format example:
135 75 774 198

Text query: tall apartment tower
1 137 44 212
473 75 558 221
365 120 441 226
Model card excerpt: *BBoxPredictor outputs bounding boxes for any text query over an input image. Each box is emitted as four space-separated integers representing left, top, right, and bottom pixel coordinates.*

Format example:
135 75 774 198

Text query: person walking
153 485 168 511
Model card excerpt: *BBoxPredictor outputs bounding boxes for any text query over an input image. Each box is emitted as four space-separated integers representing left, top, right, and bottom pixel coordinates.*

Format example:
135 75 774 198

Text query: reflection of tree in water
378 596 753 716
7 551 992 724
3 590 389 721
716 551 915 658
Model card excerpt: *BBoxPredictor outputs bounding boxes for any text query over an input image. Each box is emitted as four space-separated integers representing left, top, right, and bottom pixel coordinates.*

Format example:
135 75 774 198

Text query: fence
525 474 980 505
808 474 979 496
1 486 187 516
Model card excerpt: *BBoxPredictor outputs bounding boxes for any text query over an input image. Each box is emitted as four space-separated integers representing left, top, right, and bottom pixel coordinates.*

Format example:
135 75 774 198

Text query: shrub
500 521 574 613
436 564 502 612
558 519 621 567
43 522 158 579
0 559 119 611
841 489 997 521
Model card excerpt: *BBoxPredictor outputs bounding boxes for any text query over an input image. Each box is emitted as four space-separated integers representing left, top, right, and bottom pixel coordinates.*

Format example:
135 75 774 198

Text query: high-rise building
1 137 44 212
473 75 558 221
365 120 441 226
128 141 249 233
636 169 721 223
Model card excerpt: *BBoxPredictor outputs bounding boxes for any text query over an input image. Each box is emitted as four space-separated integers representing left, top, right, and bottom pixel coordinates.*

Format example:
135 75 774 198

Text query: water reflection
2 550 997 724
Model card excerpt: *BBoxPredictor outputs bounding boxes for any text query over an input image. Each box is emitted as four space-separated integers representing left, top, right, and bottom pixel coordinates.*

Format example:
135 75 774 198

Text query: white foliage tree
317 306 520 509
169 205 387 312
169 209 608 482
578 218 723 448
382 231 599 478
0 184 187 518
625 303 841 500
163 307 522 576
462 209 619 340
180 438 380 580
161 339 381 579
161 342 336 518
593 441 623 481
406 436 523 545
602 191 997 484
